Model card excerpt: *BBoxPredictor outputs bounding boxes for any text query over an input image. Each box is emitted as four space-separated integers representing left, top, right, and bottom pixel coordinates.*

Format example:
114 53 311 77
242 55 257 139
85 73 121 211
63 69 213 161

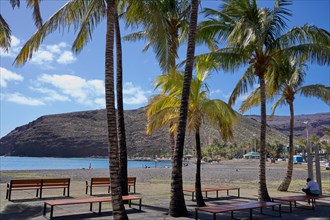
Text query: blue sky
1 0 329 137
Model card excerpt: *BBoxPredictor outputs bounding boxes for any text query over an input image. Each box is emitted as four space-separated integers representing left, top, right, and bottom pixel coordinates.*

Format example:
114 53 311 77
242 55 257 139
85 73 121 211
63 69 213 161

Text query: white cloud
46 42 67 54
123 82 149 105
31 50 54 65
2 93 45 106
11 36 20 47
0 67 23 88
36 74 105 107
30 87 70 102
56 51 77 64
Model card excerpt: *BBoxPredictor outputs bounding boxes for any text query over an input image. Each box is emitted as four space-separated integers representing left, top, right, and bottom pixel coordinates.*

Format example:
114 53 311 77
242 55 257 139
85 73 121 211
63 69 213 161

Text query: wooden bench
195 201 281 220
43 195 142 219
6 178 70 201
86 177 136 195
271 195 323 212
184 187 240 201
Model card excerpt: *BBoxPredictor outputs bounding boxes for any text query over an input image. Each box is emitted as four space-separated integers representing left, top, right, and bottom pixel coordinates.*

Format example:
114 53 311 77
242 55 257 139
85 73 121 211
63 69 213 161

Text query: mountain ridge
0 108 328 158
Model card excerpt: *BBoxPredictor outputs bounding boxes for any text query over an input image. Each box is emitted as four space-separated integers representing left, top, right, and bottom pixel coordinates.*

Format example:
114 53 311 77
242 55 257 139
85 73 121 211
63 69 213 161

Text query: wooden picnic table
195 201 281 220
184 186 240 201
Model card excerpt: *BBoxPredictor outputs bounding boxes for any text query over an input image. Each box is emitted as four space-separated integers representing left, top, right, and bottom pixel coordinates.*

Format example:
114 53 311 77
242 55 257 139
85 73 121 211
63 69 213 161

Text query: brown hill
248 112 330 141
0 107 293 158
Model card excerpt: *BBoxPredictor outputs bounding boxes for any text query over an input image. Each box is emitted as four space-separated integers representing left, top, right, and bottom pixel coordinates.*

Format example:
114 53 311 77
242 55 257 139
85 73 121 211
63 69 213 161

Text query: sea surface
0 156 171 170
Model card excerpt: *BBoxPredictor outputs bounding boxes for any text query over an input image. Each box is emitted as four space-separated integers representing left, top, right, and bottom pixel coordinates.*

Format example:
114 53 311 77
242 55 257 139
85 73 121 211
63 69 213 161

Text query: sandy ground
0 159 329 219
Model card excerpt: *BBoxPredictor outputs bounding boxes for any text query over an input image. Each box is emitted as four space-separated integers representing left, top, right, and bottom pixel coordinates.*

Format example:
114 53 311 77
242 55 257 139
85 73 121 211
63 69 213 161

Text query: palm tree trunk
258 75 271 201
115 5 128 197
169 0 198 217
278 101 294 191
105 1 127 219
195 128 206 207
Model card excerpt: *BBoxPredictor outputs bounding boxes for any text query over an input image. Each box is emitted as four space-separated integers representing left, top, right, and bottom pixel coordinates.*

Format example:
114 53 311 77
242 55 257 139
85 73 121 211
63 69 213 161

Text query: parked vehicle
293 155 303 164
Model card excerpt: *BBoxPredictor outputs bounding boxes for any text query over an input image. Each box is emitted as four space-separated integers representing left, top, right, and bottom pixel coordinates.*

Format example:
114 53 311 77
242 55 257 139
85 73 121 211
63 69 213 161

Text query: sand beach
1 159 329 219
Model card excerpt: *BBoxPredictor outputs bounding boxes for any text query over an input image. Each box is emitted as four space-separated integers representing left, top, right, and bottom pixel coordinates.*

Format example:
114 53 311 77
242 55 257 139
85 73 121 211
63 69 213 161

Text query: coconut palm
147 70 237 207
0 0 42 50
14 0 128 218
169 0 199 215
198 0 330 201
240 58 330 192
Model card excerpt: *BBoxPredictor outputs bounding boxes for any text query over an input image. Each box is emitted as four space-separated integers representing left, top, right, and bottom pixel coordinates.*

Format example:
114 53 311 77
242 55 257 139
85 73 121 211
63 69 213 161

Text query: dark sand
1 159 329 219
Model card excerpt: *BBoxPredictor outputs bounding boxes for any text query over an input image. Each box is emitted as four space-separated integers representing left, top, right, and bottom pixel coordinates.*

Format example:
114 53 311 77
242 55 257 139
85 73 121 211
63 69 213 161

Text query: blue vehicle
293 155 303 164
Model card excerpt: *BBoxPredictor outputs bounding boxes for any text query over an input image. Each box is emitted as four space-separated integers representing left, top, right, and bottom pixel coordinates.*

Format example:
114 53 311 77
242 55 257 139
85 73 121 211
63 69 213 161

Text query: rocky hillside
0 108 292 158
249 112 330 141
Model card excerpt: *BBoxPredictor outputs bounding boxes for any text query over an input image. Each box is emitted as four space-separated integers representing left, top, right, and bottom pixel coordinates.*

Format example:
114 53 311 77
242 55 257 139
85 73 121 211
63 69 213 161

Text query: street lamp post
304 121 313 179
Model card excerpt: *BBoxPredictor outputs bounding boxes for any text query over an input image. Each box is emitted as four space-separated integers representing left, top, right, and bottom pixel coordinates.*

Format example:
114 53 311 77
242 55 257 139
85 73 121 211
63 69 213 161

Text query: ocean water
0 156 171 170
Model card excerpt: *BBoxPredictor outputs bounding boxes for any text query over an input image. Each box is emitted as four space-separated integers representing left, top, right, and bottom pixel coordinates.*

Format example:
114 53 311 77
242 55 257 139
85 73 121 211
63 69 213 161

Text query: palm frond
0 14 11 51
27 0 43 28
298 85 330 104
228 64 256 106
14 0 88 65
269 95 286 120
72 0 106 53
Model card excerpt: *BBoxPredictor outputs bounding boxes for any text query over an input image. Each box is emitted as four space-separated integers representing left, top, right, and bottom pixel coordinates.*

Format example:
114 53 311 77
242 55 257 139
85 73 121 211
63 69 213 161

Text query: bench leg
205 191 208 198
279 204 282 217
249 208 252 220
39 188 43 199
195 209 198 220
227 189 229 196
290 201 292 213
192 192 195 201
260 207 263 214
129 200 132 208
216 190 218 199
213 213 216 220
238 189 240 197
90 187 93 196
36 189 39 198
50 205 54 220
67 187 70 197
134 185 136 194
139 199 142 211
43 203 47 216
99 202 102 215
231 211 234 219
86 185 88 194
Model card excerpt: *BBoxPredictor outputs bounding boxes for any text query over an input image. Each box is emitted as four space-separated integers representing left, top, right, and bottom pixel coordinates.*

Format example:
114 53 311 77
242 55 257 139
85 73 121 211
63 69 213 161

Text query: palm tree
14 0 128 218
147 70 237 207
198 0 330 201
115 4 128 197
0 0 42 50
240 58 330 192
270 61 330 192
169 0 199 216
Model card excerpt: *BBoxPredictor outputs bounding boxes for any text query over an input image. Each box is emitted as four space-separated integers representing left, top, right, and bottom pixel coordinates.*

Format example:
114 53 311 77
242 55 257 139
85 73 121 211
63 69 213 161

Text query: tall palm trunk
115 6 128 197
195 128 205 207
105 0 127 219
278 100 294 191
169 0 198 217
258 75 271 201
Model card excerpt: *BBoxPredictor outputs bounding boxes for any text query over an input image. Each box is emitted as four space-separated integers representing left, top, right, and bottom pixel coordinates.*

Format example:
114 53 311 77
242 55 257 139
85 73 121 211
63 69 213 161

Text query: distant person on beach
302 178 320 196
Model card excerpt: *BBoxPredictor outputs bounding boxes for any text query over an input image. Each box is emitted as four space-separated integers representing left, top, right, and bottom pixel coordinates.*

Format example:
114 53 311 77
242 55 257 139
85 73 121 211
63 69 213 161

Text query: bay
0 156 171 170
